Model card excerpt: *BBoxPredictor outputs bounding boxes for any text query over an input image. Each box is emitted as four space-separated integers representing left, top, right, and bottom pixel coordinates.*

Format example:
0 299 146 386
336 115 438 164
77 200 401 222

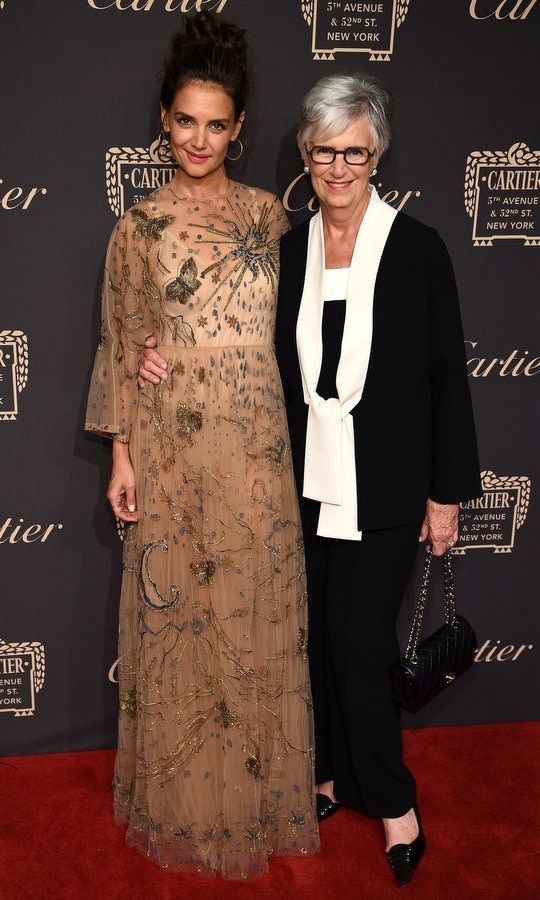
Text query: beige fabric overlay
85 181 319 880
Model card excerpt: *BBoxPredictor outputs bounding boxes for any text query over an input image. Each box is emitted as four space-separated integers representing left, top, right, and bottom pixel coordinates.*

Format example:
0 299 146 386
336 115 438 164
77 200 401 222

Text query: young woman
85 12 319 881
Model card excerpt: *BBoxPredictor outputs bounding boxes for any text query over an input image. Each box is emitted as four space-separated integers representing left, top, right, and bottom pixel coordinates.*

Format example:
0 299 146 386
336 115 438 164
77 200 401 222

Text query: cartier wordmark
0 180 46 210
0 517 64 544
475 640 534 662
283 175 420 214
88 1 228 11
469 0 538 19
466 342 540 377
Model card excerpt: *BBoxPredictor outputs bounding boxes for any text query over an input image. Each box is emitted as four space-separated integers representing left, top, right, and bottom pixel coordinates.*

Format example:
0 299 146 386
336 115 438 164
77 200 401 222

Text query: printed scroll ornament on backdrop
106 137 176 217
0 331 29 422
464 142 540 247
0 640 45 717
301 0 412 62
456 470 531 555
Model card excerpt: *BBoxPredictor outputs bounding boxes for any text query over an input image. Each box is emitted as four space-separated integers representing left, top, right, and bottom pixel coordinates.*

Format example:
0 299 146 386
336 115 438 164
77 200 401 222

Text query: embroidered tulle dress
85 181 319 879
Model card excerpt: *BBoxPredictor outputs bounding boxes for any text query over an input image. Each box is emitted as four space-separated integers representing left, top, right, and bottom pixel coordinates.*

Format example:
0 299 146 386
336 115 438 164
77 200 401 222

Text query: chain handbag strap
405 547 432 661
442 549 458 626
405 547 458 662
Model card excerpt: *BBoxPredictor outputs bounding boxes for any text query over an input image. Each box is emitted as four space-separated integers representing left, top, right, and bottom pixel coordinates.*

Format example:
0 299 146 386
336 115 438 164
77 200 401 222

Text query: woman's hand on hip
137 335 167 388
108 441 140 522
419 499 459 557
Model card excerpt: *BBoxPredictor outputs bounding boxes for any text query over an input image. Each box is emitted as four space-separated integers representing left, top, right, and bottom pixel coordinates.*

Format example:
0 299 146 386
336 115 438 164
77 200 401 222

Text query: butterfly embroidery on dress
165 258 202 304
132 209 175 242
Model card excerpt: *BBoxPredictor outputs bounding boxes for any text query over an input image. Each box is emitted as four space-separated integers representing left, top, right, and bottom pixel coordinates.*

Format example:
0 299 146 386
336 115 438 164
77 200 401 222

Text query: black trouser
302 497 421 819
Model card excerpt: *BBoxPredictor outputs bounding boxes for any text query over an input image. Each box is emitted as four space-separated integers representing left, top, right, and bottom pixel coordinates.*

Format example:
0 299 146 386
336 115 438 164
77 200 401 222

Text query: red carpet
1 723 538 899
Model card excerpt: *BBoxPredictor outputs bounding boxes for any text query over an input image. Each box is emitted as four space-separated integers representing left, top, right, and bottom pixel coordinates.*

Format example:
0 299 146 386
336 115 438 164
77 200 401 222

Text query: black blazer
275 212 482 532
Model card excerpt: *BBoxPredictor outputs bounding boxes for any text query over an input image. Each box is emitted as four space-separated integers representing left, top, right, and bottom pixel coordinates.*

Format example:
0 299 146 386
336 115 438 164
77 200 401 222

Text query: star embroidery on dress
226 314 239 329
178 230 189 242
211 271 221 284
190 198 281 311
197 315 208 328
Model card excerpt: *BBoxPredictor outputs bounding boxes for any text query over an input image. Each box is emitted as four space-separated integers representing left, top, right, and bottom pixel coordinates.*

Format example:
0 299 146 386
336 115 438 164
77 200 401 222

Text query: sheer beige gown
85 181 319 879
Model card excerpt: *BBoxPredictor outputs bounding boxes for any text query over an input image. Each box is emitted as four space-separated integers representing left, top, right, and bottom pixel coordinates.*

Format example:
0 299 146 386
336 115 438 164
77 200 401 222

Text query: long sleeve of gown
85 214 153 442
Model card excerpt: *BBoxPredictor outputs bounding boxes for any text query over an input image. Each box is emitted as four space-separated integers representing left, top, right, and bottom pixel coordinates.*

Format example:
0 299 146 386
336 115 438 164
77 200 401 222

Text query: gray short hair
297 73 394 157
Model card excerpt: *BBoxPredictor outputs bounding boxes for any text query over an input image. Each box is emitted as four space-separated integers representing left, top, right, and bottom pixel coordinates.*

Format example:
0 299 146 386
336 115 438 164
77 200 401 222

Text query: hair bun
183 11 247 63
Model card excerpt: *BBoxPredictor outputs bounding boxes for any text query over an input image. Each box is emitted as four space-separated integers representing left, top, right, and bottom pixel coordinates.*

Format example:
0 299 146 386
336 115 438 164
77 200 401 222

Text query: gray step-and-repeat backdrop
1 1 538 755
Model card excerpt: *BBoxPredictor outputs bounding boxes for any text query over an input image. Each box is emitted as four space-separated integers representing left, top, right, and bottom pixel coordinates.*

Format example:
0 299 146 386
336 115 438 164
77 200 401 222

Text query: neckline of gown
166 179 236 203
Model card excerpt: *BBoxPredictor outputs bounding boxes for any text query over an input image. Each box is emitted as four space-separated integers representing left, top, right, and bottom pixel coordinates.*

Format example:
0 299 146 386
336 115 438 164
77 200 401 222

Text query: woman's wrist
112 438 130 462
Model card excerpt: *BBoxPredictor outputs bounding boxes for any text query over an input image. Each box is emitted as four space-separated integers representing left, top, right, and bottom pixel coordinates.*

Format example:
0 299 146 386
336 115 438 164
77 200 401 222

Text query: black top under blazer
274 212 483 532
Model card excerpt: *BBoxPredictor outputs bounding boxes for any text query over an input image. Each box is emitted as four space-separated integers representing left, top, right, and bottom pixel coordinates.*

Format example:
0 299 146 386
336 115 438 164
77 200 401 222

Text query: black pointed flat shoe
385 805 426 887
316 792 340 822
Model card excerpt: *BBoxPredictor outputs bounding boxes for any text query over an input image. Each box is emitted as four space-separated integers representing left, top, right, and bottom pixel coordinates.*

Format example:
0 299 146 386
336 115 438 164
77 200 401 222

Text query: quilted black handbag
391 547 477 713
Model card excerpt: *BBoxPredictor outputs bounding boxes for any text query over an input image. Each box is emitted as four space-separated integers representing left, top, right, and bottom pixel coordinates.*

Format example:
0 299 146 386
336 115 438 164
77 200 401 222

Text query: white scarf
296 187 397 537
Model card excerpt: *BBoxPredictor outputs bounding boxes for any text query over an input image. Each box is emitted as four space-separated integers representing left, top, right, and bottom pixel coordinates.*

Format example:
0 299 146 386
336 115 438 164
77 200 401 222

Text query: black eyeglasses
307 145 375 166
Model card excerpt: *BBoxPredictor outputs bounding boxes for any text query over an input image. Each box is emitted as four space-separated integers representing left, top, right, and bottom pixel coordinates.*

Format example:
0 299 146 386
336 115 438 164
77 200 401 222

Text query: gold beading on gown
85 181 319 879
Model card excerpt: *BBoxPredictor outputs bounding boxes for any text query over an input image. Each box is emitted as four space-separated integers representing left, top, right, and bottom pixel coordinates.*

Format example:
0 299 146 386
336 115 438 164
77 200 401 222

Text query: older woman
139 73 482 886
274 73 481 886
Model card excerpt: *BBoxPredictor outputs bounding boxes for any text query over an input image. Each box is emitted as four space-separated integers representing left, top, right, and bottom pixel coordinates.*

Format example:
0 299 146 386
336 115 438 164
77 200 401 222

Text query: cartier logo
0 517 64 544
282 174 421 214
87 0 228 11
475 640 534 662
0 179 47 211
466 342 540 377
469 0 538 19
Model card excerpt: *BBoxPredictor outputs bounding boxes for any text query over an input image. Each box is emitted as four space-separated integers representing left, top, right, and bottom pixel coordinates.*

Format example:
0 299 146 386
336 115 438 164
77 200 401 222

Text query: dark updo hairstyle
160 11 248 120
